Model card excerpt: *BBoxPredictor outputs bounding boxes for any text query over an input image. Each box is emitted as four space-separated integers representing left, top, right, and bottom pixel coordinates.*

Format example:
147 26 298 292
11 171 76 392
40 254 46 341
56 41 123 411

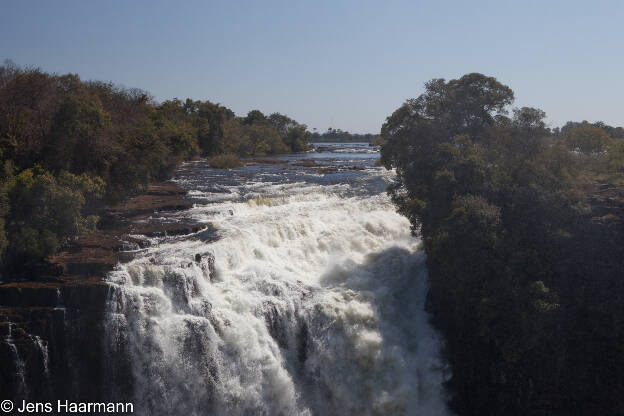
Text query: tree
42 91 110 173
285 125 309 152
268 112 298 135
562 123 613 157
5 167 103 266
380 73 514 235
0 61 311 270
195 101 235 155
243 109 267 126
380 73 584 415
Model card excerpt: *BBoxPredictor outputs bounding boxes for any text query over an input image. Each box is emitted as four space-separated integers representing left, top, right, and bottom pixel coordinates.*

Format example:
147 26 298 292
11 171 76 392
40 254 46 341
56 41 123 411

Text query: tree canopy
381 73 624 415
0 61 310 272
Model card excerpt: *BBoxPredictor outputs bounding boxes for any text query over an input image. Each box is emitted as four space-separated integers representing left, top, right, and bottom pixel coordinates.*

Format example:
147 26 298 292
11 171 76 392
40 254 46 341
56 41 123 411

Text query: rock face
587 181 624 225
0 182 194 403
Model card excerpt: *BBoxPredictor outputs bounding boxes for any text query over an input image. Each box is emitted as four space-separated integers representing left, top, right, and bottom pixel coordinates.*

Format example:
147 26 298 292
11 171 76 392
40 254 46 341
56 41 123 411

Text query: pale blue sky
1 0 622 133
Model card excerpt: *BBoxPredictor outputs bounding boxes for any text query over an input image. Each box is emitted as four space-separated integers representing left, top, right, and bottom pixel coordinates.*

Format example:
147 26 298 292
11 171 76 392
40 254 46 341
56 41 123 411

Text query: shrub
207 153 243 169
4 167 103 266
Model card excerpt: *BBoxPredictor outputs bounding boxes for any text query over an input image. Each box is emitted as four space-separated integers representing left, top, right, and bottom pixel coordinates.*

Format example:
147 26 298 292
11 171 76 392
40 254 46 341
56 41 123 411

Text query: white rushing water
105 165 452 416
4 323 30 398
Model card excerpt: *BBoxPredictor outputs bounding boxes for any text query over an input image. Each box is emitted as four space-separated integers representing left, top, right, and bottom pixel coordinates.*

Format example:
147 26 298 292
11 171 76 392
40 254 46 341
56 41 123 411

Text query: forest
0 61 310 276
381 73 624 415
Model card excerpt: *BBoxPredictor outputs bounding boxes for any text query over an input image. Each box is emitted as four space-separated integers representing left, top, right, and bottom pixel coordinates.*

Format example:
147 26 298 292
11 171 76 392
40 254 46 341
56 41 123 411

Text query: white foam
106 172 451 415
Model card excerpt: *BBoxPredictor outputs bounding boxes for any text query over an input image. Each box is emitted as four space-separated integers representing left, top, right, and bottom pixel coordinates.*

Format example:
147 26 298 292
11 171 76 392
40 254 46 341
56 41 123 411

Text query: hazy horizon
2 0 622 133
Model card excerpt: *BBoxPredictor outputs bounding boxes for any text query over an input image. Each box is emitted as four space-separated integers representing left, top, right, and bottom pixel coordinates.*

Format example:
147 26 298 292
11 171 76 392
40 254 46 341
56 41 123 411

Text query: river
105 143 451 415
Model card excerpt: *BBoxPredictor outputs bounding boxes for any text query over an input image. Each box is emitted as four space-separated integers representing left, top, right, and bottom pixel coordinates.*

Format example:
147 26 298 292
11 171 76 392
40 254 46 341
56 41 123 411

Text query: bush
4 167 103 266
207 153 243 169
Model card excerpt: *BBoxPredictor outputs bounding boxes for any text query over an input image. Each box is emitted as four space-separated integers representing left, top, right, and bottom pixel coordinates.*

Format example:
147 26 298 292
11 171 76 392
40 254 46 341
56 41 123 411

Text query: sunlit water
105 143 452 415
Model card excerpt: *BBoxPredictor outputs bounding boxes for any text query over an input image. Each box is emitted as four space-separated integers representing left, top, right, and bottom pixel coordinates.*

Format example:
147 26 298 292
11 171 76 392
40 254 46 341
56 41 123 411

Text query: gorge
0 144 453 416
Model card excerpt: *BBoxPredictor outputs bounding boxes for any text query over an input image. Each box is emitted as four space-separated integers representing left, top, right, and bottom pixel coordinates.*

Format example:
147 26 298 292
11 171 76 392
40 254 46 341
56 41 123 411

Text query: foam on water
106 162 452 415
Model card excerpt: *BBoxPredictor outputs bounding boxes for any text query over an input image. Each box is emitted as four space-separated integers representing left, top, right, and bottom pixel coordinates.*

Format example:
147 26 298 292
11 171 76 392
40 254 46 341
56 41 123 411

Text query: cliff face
0 182 196 403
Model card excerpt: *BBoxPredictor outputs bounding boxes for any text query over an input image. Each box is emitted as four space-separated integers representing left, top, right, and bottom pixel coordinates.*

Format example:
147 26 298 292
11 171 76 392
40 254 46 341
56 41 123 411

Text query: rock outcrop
0 182 195 403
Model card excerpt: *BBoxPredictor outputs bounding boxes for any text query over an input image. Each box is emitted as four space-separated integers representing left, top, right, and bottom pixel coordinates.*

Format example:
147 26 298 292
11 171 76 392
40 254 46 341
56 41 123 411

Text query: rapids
105 143 452 415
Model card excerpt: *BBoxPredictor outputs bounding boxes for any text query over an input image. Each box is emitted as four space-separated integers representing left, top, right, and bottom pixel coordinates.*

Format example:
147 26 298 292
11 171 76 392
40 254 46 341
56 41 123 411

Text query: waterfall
33 336 50 376
4 324 29 398
105 168 452 415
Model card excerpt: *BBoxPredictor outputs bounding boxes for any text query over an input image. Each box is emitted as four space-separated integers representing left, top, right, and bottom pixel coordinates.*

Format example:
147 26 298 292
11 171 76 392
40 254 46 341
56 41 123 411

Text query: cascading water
105 144 452 415
4 323 29 398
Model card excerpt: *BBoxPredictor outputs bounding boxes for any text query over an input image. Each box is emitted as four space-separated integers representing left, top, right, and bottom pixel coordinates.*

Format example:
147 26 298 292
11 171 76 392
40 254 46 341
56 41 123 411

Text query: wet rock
297 321 309 366
193 253 216 280
103 182 192 223
264 304 289 350
196 225 218 242
315 146 332 152
0 181 194 403
0 283 60 308
292 160 321 167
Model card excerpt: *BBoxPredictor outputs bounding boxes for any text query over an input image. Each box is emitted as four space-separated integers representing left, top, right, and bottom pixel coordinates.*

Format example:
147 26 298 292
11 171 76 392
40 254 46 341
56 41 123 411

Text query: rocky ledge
586 180 624 225
0 182 199 402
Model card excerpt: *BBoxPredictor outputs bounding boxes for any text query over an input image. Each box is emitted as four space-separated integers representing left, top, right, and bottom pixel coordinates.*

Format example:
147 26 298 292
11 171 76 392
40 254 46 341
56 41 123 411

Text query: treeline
310 127 380 143
381 74 624 415
556 120 624 139
0 61 309 274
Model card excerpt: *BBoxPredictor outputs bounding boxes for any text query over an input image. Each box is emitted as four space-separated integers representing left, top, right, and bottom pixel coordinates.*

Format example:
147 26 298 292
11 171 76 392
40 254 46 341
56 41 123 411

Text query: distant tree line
310 127 381 143
381 73 624 415
555 120 624 139
0 61 310 274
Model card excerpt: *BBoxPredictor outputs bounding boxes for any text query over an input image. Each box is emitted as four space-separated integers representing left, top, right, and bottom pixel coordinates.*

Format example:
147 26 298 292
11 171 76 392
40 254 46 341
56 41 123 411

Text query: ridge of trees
0 61 310 274
309 127 381 143
381 73 624 415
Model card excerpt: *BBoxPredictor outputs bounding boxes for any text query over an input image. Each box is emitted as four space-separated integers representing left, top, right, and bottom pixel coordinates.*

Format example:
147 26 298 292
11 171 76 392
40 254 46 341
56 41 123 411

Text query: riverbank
0 181 199 402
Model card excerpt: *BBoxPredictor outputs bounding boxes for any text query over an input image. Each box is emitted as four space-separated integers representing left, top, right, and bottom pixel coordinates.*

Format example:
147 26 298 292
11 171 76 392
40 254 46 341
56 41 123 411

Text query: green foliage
243 109 268 126
381 73 624 415
207 153 243 169
0 62 311 269
219 110 308 156
562 123 613 157
267 112 298 134
559 120 624 139
5 167 103 265
0 160 13 264
284 125 309 152
598 140 624 175
42 90 111 173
